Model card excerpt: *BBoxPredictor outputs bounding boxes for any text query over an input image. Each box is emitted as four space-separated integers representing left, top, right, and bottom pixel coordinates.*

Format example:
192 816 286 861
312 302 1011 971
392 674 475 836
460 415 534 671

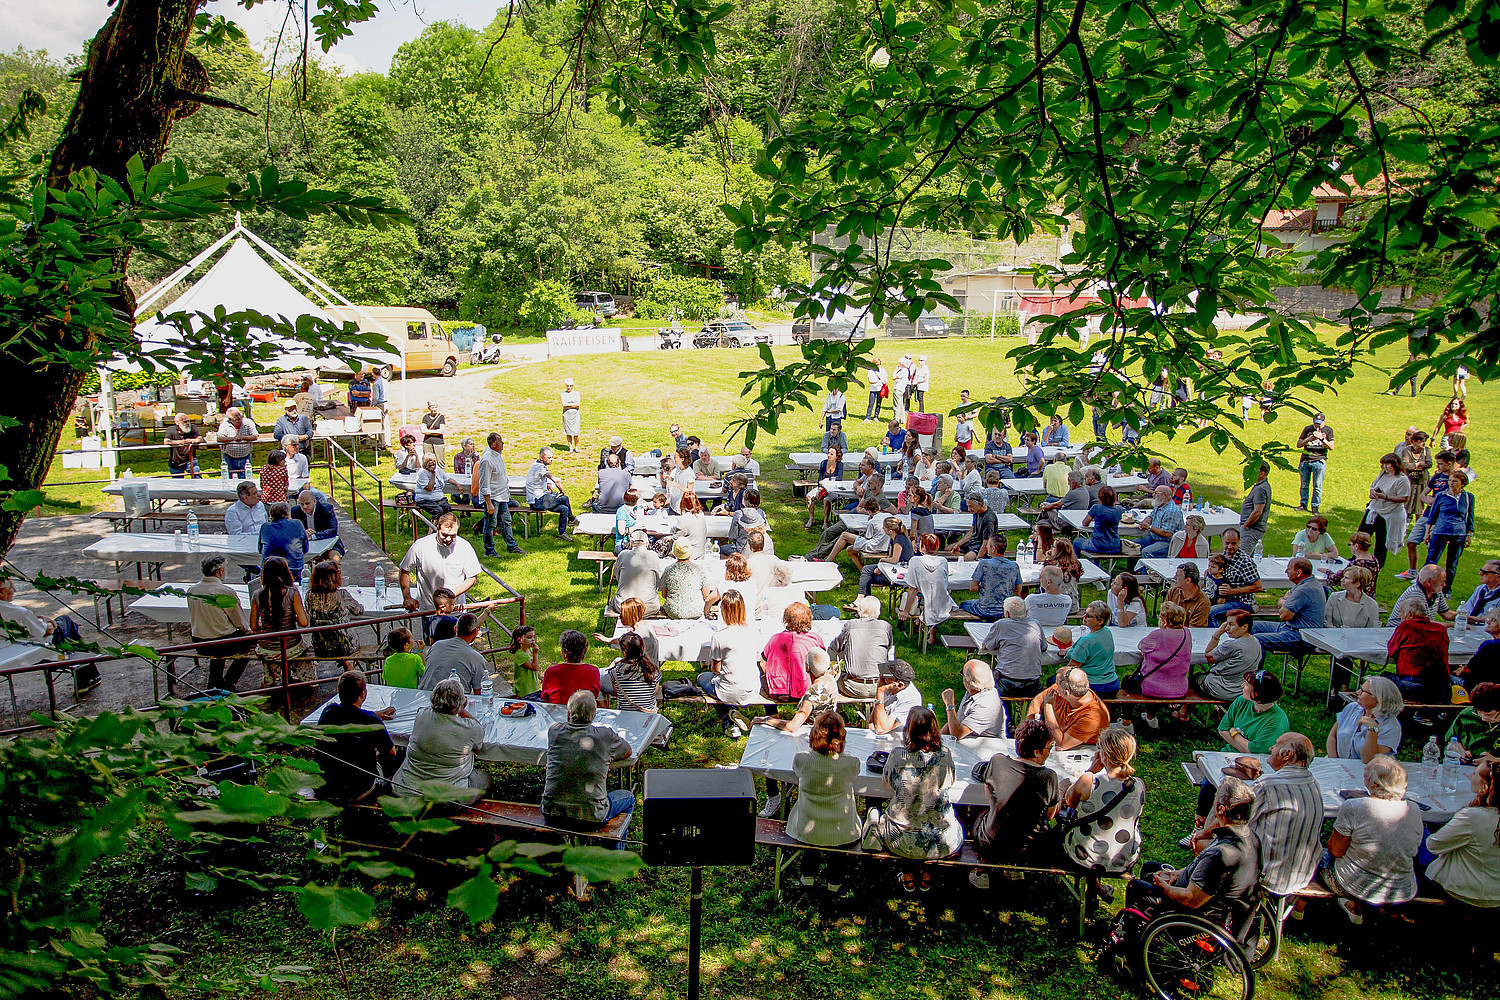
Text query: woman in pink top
1135 601 1192 699
1435 396 1467 446
760 602 826 700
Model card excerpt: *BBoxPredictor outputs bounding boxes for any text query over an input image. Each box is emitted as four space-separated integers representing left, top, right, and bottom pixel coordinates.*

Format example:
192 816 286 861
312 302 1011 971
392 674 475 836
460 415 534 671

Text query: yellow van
326 306 461 377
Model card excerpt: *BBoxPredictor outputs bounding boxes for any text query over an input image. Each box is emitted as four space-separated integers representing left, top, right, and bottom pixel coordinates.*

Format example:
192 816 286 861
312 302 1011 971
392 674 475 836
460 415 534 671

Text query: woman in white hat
560 378 582 452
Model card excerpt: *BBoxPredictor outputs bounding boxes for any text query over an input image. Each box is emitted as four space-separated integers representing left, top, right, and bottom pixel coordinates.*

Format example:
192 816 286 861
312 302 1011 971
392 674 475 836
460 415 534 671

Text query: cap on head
880 659 916 684
609 435 623 447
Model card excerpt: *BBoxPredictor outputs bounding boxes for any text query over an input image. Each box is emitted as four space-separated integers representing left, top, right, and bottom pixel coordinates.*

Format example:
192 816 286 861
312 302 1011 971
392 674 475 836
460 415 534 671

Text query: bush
79 370 179 394
520 280 591 331
948 311 1020 337
635 272 725 322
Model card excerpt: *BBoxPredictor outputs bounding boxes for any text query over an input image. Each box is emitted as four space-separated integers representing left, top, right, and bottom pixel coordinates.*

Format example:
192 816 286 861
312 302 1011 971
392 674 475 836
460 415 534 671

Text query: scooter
657 323 683 350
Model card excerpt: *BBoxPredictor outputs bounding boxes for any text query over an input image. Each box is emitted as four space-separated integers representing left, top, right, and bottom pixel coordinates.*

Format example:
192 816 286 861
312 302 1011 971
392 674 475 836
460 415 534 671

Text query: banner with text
545 327 623 357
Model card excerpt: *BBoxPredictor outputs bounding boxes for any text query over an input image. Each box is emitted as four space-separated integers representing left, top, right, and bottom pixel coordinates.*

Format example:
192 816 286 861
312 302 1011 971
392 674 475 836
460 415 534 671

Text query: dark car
886 312 950 338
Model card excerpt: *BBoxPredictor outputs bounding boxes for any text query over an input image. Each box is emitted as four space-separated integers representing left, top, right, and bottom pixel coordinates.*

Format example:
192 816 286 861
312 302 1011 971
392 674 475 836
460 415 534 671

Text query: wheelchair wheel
1247 896 1284 970
1137 912 1255 1000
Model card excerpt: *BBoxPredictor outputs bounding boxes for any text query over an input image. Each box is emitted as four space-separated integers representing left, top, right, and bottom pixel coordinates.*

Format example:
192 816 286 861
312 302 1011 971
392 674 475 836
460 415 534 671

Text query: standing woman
1421 469 1475 590
560 377 582 452
1360 453 1411 567
1435 396 1468 449
421 400 447 463
899 533 953 647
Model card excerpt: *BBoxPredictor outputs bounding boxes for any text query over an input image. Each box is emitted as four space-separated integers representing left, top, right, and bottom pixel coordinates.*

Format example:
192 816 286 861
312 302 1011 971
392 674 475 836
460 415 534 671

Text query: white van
325 306 461 377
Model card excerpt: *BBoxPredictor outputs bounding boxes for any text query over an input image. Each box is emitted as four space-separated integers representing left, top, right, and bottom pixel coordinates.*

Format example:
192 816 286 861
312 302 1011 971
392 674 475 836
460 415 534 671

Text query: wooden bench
576 549 617 593
754 816 1109 931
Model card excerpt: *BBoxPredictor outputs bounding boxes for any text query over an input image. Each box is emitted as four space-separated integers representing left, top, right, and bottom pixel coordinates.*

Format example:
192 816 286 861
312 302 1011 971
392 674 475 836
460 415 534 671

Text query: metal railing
320 435 387 553
0 593 526 738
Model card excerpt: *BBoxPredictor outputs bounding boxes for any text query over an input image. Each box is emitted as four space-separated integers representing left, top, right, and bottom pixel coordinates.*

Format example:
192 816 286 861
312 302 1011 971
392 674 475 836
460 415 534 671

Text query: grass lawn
50 335 1494 999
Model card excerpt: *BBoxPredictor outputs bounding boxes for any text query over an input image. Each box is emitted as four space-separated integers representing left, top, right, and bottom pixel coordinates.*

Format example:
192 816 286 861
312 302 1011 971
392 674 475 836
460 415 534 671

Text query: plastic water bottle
1422 736 1442 784
1443 739 1465 792
480 672 494 712
1456 607 1469 633
1253 538 1264 561
186 511 199 538
220 457 229 479
374 568 386 600
124 467 133 480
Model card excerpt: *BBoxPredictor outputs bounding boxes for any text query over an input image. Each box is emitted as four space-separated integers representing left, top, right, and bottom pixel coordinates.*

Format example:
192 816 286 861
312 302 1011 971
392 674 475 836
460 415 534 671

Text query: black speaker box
642 768 757 867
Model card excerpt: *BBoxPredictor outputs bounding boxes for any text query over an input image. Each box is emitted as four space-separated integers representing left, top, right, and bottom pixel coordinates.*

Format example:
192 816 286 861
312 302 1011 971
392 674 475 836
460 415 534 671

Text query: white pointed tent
98 217 409 477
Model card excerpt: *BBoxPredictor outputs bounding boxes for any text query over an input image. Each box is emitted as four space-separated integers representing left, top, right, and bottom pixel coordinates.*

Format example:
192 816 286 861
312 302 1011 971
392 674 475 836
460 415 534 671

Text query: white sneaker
968 870 991 889
727 709 750 736
758 793 783 818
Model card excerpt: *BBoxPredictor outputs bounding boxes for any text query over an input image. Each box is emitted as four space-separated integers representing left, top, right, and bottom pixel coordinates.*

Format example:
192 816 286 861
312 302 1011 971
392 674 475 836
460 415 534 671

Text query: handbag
879 383 890 398
1120 630 1188 694
865 749 891 774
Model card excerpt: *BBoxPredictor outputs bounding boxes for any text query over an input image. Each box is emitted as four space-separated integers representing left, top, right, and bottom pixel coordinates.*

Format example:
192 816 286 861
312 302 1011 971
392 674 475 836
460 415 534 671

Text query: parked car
695 318 770 349
575 291 618 317
791 318 865 345
324 305 462 377
886 312 949 338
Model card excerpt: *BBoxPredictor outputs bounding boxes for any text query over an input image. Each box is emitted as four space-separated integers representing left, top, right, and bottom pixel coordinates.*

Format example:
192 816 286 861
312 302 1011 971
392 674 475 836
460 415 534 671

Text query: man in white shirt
912 357 931 412
280 436 310 479
399 512 481 610
609 531 663 616
0 578 97 691
524 447 575 540
941 660 1006 738
863 358 887 422
870 658 923 734
736 447 761 478
1025 566 1073 630
224 481 267 535
216 407 258 478
822 388 846 430
472 432 524 556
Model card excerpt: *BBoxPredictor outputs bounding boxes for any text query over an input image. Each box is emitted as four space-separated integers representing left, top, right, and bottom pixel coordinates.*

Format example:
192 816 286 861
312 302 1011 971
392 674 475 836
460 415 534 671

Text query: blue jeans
865 392 882 420
857 563 881 596
532 492 573 535
1299 459 1326 509
1138 538 1170 558
482 496 519 554
168 460 201 479
1427 534 1465 592
811 604 841 620
1207 601 1252 626
603 789 636 846
1090 680 1120 698
1092 409 1109 443
957 599 1001 622
52 615 100 687
224 455 249 478
1250 621 1308 656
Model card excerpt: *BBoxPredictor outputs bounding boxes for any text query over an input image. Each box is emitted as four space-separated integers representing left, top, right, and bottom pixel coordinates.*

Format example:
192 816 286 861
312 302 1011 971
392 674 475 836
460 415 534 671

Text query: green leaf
296 884 374 931
446 863 500 922
560 846 645 883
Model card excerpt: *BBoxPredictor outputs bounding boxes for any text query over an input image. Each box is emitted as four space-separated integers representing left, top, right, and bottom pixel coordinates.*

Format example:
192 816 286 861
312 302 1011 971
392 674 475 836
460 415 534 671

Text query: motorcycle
657 323 684 350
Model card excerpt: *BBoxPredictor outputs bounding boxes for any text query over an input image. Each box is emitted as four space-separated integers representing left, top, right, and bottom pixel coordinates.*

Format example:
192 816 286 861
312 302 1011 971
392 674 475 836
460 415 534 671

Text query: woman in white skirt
1360 452 1411 568
560 377 582 452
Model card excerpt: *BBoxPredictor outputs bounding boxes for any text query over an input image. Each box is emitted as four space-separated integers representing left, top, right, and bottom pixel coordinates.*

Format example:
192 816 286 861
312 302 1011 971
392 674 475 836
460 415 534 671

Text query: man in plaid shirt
1209 528 1264 625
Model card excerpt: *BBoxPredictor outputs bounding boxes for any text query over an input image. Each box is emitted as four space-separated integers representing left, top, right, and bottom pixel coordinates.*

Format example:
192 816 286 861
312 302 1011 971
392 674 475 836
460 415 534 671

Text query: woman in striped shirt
605 631 661 713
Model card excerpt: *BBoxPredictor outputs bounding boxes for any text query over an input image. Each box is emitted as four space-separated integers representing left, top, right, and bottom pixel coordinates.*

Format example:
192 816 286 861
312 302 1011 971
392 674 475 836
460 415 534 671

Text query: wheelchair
1100 903 1258 1000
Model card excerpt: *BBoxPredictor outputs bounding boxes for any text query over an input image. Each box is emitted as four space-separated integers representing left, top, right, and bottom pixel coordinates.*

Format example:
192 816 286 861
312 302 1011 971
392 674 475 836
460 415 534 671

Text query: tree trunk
0 0 209 556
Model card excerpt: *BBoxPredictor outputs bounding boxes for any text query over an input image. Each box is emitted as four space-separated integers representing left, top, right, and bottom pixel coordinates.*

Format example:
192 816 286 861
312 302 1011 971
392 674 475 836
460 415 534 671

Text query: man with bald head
292 489 342 553
940 660 1006 738
1192 732 1323 898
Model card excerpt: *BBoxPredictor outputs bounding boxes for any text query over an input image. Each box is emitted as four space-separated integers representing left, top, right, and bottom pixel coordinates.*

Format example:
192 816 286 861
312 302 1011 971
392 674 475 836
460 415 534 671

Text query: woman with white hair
828 595 893 699
1318 755 1423 923
1326 676 1405 762
898 533 952 647
542 691 634 843
390 677 490 800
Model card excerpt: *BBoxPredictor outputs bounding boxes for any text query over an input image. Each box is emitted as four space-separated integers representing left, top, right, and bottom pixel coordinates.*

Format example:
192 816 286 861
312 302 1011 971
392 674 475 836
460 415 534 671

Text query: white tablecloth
636 454 737 476
1138 556 1347 591
104 477 309 502
837 512 1028 533
390 472 524 496
789 451 902 469
1193 750 1475 823
575 512 734 541
1002 474 1147 496
962 624 1217 667
84 533 338 567
0 640 55 672
701 558 842 592
1300 627 1485 666
613 617 845 664
883 557 1109 591
300 684 669 766
1059 507 1241 537
130 584 398 625
737 725 1095 806
630 475 722 500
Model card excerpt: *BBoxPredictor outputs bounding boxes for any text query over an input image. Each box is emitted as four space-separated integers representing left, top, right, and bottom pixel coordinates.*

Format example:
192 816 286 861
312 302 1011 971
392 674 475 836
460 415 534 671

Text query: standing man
526 447 575 540
822 385 846 430
165 412 202 479
216 407 258 478
472 432 525 557
864 357 886 422
189 555 254 691
1239 461 1272 553
891 354 911 422
912 356 930 412
1295 412 1334 513
272 400 312 451
399 512 481 611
